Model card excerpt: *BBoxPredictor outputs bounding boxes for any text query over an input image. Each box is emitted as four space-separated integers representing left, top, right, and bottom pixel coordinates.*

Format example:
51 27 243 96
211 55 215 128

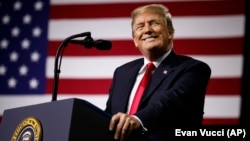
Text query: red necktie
129 62 155 115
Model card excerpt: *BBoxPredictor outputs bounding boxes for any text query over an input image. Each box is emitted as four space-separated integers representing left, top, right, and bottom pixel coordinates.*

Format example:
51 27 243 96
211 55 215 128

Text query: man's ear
168 30 174 40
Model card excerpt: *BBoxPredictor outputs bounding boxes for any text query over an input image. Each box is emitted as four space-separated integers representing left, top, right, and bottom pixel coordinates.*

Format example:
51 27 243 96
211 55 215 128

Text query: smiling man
105 4 211 141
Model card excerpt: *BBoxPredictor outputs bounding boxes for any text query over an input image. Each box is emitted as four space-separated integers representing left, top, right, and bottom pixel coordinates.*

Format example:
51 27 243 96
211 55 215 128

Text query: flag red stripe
46 78 241 95
206 78 242 95
202 118 239 125
48 37 243 56
50 0 244 19
46 79 112 94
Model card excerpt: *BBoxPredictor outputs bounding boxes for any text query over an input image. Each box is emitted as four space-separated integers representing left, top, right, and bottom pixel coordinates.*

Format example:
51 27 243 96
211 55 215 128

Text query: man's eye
151 22 159 26
135 25 144 30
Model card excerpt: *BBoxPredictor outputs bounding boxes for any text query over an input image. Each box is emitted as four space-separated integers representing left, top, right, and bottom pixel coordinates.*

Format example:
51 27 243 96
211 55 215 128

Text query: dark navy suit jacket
105 50 211 141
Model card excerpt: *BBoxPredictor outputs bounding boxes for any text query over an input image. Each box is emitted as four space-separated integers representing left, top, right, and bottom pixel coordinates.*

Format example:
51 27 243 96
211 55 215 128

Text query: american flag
0 0 245 125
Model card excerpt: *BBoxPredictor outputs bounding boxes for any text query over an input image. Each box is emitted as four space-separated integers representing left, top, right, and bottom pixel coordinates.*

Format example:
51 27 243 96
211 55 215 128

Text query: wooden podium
0 98 114 141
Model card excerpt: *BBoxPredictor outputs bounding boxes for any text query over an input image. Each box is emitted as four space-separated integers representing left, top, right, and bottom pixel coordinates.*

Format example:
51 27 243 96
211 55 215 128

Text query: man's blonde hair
131 4 174 33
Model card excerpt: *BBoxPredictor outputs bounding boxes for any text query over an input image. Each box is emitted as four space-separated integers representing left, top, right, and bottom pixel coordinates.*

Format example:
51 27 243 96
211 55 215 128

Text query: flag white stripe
48 15 245 40
46 55 243 78
204 95 241 118
0 95 241 118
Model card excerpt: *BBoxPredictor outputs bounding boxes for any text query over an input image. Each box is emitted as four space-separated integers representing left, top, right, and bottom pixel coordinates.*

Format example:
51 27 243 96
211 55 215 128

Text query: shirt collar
139 48 172 74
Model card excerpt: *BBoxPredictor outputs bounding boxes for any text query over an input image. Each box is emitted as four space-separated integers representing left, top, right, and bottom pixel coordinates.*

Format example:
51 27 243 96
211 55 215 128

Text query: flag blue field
0 0 245 125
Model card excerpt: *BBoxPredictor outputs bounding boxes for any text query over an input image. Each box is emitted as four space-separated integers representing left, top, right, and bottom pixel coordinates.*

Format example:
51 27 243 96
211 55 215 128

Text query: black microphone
52 32 111 101
69 36 112 50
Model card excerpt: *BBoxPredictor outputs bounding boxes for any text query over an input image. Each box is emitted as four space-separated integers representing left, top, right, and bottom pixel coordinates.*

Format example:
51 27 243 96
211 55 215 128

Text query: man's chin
143 44 160 50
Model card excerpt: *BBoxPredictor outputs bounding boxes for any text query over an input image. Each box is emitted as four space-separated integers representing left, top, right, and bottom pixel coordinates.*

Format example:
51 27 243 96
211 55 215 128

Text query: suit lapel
141 63 173 102
119 60 143 112
140 51 178 104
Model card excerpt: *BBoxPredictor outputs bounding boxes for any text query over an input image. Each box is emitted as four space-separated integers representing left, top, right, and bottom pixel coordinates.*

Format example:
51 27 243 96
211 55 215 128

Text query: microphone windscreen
95 40 112 50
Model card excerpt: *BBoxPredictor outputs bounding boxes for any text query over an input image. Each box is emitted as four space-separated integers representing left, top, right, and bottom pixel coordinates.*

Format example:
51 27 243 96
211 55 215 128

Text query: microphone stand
51 32 92 101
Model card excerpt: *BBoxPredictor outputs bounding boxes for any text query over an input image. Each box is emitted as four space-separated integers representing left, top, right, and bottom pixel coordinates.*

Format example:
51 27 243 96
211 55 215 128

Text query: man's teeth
144 37 155 41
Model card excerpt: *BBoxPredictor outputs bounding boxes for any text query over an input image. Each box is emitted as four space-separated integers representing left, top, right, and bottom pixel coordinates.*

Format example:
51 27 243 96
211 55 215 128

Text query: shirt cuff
131 115 148 133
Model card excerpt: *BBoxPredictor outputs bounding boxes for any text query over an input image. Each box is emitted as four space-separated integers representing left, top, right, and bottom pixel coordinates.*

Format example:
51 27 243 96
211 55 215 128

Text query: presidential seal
11 116 42 141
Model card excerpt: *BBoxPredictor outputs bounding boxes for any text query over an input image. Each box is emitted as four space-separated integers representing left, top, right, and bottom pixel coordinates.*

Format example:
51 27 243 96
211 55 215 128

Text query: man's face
132 11 173 59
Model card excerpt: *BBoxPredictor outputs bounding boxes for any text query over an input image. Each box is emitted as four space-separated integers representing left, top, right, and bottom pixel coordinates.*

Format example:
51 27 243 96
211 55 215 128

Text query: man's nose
144 24 153 34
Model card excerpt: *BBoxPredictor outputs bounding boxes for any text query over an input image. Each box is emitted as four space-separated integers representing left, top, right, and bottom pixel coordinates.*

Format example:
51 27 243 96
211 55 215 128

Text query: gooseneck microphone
69 36 112 50
51 32 112 101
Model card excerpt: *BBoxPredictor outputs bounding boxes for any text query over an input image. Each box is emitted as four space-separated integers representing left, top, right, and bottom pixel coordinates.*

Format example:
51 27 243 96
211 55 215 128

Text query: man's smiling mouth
142 36 157 41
